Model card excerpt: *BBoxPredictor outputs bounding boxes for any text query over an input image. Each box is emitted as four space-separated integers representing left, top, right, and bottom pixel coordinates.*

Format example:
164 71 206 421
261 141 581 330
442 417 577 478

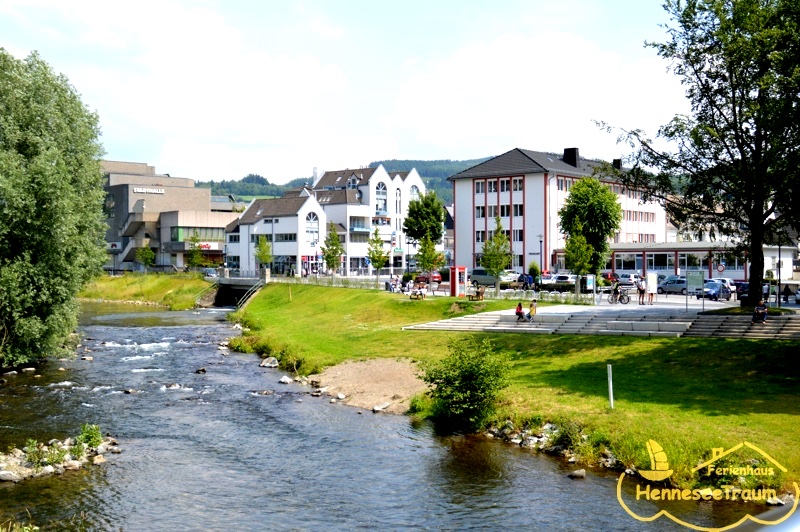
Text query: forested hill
370 158 492 204
196 157 492 203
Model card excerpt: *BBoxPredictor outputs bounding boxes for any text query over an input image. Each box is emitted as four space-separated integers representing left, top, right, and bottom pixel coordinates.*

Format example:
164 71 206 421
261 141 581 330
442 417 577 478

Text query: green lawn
79 272 212 310
234 283 800 490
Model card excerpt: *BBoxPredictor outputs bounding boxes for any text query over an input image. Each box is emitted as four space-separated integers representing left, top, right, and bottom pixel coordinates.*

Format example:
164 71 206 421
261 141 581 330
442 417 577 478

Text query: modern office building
102 160 241 271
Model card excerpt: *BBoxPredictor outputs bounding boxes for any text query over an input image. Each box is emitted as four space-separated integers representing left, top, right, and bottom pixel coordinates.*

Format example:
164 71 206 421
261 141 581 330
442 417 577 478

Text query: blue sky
0 0 689 183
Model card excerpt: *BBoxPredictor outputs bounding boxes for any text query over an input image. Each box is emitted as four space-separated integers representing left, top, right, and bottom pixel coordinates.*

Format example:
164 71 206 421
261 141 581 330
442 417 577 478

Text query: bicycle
607 288 630 304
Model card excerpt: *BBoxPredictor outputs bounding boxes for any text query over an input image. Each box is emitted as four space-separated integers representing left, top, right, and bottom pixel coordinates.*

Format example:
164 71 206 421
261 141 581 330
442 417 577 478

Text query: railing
237 280 265 308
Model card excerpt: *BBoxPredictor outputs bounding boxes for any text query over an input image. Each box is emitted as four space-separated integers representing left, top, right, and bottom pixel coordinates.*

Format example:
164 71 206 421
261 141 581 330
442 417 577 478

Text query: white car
618 273 642 286
711 277 736 295
500 270 518 283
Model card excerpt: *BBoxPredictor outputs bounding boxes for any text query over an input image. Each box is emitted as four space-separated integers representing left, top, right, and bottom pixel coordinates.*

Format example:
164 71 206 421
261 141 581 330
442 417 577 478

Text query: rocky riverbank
0 435 120 483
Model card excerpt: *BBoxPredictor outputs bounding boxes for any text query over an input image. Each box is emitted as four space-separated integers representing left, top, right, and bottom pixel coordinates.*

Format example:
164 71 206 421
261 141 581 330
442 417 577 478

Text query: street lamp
537 233 543 272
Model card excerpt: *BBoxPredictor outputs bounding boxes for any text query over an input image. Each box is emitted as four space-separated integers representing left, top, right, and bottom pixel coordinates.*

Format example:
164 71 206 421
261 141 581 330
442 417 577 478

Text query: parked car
618 273 642 286
540 273 556 285
554 274 577 284
470 268 498 286
601 272 619 282
711 277 736 295
795 289 800 304
658 278 688 295
414 271 442 284
696 280 732 301
202 267 219 278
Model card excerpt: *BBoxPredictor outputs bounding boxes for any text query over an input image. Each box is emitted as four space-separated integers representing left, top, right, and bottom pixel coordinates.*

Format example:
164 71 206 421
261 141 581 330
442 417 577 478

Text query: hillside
196 157 492 204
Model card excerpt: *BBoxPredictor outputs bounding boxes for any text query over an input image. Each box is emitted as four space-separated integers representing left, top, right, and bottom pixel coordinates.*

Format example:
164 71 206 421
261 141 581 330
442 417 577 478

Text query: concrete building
102 161 241 271
448 147 667 274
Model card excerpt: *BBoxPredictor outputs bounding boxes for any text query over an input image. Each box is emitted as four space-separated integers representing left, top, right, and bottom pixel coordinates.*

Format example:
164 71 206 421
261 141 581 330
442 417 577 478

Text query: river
0 303 757 530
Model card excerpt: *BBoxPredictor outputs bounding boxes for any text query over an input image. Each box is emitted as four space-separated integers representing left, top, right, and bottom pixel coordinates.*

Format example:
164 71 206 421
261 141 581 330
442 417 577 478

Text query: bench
468 286 485 301
409 289 428 300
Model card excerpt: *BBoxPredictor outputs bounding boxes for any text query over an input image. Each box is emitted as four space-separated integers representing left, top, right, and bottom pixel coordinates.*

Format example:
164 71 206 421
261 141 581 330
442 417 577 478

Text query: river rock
21 367 36 373
337 393 346 400
330 398 337 403
0 471 22 482
93 455 106 465
3 371 17 376
278 376 293 384
81 356 94 361
568 469 586 479
64 460 83 471
766 497 785 506
260 357 279 368
195 367 207 374
372 402 391 412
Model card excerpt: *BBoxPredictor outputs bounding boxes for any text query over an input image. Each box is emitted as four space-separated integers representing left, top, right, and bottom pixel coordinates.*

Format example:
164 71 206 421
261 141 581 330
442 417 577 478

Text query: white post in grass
607 364 614 409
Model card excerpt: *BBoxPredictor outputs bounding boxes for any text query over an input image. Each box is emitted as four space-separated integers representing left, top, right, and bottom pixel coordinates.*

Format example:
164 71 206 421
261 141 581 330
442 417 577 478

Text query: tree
0 50 107 366
366 228 388 281
479 217 512 291
403 191 445 244
254 235 272 273
320 222 344 274
422 338 510 432
186 231 203 268
564 227 594 294
134 247 155 272
416 236 445 282
603 0 800 305
558 178 622 276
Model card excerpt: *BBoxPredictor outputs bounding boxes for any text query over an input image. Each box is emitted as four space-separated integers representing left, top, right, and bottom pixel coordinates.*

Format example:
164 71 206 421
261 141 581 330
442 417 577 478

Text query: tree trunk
744 230 765 307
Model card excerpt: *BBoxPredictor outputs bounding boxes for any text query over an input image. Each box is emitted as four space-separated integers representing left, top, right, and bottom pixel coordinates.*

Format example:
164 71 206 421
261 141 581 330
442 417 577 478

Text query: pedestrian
612 281 620 304
751 300 768 325
515 302 525 322
637 278 646 304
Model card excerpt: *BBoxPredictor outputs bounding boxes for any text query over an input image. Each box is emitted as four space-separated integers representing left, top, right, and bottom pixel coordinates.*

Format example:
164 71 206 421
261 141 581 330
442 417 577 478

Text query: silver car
657 278 688 295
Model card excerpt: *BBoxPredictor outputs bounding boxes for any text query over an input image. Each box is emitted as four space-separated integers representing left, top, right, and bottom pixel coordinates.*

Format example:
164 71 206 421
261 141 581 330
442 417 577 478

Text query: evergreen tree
0 50 107 366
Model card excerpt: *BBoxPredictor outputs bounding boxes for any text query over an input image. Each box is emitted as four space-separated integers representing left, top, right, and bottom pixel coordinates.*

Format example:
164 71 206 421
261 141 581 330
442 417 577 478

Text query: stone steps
404 310 800 339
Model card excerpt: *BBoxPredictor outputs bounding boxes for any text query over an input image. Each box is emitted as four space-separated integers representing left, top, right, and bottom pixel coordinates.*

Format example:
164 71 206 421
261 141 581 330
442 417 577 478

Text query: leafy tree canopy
0 50 107 366
403 191 445 243
601 0 800 304
320 222 344 273
254 235 272 270
558 177 622 275
416 236 445 279
366 228 388 278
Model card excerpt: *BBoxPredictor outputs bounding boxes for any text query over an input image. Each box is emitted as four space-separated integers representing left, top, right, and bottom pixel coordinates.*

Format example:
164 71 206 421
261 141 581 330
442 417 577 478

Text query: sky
0 0 690 184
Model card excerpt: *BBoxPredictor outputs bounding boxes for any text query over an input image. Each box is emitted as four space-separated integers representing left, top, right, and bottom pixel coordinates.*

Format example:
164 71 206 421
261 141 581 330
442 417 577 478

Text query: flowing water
0 304 760 530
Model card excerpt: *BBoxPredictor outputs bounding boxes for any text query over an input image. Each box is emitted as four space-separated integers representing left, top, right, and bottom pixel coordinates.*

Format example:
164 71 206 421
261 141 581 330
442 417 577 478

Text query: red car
601 272 620 282
414 272 442 284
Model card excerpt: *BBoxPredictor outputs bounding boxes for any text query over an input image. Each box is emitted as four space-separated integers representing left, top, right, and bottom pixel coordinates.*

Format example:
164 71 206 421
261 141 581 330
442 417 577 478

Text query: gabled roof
448 148 600 180
314 188 362 205
238 196 312 225
314 167 377 190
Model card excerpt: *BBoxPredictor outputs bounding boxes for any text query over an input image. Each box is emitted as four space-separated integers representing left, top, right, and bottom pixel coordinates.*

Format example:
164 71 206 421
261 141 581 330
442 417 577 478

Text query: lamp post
537 233 543 272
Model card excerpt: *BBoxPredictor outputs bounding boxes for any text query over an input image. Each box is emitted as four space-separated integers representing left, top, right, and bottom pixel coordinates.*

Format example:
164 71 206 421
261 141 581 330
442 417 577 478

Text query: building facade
448 148 667 274
102 160 240 270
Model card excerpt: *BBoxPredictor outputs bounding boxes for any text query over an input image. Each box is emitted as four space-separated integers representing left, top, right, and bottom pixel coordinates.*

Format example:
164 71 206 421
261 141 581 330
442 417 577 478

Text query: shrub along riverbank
231 283 800 493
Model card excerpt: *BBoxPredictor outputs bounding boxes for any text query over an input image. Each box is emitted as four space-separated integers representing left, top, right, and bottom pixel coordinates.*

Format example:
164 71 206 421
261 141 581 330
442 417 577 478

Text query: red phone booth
450 266 467 297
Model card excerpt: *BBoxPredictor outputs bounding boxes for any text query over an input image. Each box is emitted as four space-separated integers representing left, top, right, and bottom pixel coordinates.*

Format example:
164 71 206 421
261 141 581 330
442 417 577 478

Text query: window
170 227 225 242
487 180 497 193
104 193 115 217
475 206 485 219
513 229 523 241
228 234 240 243
475 230 486 243
500 205 510 217
275 233 297 242
475 181 485 194
512 178 523 191
226 255 240 268
487 205 498 218
251 234 270 243
306 212 319 243
375 182 387 214
513 204 524 217
500 179 510 192
410 185 420 201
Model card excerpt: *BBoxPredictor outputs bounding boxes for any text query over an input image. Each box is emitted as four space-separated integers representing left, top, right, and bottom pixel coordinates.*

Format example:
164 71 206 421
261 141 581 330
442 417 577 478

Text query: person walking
637 278 646 305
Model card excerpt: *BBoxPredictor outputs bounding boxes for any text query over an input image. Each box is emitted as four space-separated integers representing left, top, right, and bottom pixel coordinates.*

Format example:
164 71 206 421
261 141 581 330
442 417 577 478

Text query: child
526 299 537 322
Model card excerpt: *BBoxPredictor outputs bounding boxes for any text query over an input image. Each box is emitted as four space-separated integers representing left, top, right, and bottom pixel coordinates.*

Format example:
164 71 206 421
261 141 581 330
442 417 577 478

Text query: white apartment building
448 148 667 273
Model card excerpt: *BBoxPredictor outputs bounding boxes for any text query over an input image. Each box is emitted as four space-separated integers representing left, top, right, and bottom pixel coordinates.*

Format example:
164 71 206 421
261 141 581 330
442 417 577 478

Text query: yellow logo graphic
617 440 800 530
639 439 673 482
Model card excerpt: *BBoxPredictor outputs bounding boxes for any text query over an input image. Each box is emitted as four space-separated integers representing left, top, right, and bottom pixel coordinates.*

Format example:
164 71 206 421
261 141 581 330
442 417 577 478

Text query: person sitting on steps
751 300 768 325
515 302 525 322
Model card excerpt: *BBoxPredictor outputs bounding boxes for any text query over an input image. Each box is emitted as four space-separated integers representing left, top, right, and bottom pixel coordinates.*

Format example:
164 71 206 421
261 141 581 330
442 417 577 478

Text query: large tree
320 222 344 274
403 191 445 243
479 217 512 292
0 50 107 366
603 0 800 305
254 235 272 273
558 178 622 275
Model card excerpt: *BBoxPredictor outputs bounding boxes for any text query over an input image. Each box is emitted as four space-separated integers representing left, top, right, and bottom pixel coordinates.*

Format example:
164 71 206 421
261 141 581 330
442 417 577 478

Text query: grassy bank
232 283 800 491
78 273 212 310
